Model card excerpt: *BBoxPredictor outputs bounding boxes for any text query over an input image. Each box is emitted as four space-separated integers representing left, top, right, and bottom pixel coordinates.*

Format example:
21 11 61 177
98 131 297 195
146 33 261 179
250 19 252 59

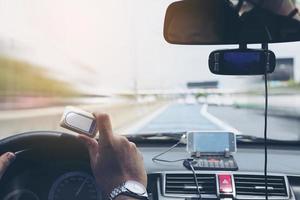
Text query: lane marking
200 104 243 135
119 103 171 134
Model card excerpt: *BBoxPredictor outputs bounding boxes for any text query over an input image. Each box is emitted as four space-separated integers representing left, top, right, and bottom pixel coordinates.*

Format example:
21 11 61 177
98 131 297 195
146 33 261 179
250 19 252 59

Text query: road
0 102 299 141
132 103 300 141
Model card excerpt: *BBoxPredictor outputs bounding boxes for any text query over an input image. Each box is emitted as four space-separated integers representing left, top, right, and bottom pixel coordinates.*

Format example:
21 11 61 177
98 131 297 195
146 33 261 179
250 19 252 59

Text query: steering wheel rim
0 131 78 155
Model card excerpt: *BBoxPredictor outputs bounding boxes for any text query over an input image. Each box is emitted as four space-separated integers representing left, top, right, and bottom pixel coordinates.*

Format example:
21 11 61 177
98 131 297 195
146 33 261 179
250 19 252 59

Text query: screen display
223 52 263 75
187 132 235 153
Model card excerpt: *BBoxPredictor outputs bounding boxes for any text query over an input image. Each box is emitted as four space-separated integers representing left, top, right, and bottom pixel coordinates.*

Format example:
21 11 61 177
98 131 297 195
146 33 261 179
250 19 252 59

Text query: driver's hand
248 0 300 20
0 152 15 179
78 113 147 199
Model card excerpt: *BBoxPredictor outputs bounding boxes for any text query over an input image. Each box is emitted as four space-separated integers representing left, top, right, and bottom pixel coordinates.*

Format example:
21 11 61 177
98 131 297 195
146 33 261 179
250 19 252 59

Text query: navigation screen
188 132 236 153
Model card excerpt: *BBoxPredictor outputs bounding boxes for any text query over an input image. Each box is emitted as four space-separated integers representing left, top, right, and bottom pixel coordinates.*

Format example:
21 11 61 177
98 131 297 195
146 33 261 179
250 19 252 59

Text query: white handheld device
60 106 98 138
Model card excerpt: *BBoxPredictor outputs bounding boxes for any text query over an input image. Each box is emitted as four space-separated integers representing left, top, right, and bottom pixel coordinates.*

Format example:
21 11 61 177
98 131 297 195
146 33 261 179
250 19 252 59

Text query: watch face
124 181 146 195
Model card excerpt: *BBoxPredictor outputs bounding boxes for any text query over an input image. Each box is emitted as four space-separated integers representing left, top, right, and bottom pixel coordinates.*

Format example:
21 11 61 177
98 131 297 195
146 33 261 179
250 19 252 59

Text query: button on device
183 156 238 171
208 158 219 163
218 174 233 194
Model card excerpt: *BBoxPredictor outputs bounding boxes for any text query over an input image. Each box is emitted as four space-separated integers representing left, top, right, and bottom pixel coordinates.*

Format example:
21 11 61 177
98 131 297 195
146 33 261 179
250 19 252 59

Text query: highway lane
134 103 300 141
133 104 220 133
0 102 299 141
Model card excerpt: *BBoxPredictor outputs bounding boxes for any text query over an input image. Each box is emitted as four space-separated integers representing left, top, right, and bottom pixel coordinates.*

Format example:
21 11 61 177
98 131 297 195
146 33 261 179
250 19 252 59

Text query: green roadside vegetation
285 80 300 89
0 56 78 97
233 103 264 110
195 93 208 98
266 80 300 95
233 80 300 96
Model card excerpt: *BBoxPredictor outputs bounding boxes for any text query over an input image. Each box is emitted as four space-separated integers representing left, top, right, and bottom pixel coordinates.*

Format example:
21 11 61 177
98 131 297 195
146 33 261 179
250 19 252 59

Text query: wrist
107 180 148 200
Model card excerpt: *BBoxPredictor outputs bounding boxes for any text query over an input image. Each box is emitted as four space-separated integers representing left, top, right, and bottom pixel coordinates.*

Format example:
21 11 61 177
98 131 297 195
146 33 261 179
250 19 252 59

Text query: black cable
189 161 202 200
152 157 187 163
264 64 269 200
262 43 269 200
244 0 263 7
152 135 187 163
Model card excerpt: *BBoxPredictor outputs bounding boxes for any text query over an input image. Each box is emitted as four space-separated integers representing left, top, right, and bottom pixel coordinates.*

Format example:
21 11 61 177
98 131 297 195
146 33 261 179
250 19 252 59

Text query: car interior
1 0 300 200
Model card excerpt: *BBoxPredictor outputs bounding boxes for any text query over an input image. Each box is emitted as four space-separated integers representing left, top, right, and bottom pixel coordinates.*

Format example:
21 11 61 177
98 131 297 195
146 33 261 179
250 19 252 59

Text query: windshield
0 0 299 141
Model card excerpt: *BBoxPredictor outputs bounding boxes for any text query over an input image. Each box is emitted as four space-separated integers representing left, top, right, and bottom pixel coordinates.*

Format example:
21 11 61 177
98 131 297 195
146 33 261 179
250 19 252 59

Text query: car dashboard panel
144 145 300 200
1 142 300 200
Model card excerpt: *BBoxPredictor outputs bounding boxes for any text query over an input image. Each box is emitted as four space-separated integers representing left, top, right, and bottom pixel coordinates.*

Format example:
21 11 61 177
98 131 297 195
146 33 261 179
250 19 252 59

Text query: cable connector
179 133 187 144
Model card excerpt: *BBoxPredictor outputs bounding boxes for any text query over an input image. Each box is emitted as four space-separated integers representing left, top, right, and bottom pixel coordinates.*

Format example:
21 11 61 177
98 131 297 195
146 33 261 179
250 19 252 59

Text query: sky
0 0 299 94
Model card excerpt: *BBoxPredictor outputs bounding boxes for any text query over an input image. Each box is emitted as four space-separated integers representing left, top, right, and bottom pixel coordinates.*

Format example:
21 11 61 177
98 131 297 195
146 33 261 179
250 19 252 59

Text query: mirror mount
239 43 248 50
262 42 269 51
238 42 269 50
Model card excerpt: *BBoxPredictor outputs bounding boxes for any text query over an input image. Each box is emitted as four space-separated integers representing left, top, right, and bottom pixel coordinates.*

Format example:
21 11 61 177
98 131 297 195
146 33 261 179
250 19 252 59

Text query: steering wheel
0 131 80 154
0 131 100 200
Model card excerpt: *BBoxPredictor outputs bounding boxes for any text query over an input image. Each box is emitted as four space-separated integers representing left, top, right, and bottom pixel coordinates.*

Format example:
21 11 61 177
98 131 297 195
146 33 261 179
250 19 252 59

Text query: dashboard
1 133 300 200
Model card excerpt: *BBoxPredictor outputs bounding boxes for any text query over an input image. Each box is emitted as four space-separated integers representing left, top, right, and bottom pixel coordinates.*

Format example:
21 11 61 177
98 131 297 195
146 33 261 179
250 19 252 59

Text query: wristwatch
109 180 149 200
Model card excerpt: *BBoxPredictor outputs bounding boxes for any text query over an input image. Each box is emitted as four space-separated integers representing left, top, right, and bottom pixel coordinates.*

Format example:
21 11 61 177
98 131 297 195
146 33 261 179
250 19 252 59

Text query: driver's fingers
77 135 98 166
0 152 15 179
93 113 113 144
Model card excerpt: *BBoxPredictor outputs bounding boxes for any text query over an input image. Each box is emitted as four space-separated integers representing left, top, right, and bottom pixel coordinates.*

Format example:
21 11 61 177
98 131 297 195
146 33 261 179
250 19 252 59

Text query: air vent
164 173 217 197
234 174 289 199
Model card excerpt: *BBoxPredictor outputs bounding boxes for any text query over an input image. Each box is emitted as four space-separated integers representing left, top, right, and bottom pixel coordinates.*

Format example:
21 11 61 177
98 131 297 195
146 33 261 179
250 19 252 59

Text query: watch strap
109 183 149 200
109 183 126 200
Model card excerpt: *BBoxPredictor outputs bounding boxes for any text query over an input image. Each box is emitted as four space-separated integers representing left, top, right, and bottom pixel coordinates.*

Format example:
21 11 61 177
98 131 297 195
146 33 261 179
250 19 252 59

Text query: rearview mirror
164 0 240 45
208 49 276 75
164 0 300 45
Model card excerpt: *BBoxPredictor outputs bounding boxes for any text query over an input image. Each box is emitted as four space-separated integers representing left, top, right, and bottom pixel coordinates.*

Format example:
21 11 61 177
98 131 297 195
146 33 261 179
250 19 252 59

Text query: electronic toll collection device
60 106 98 138
184 131 238 171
